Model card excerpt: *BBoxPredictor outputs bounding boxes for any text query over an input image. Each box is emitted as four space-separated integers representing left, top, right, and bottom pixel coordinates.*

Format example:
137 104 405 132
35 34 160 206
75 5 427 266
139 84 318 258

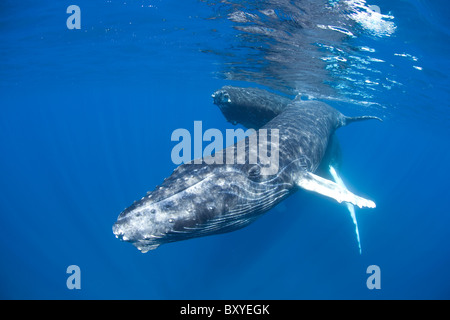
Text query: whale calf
113 88 381 252
212 85 293 129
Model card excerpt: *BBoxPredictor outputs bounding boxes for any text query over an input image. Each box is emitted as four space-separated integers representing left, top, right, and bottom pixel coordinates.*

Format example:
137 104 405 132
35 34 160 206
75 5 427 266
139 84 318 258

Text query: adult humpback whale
112 87 381 253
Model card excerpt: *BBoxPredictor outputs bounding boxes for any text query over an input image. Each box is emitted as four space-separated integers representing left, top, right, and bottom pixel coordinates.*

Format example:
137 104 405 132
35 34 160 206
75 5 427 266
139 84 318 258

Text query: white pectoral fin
296 171 376 209
329 165 362 255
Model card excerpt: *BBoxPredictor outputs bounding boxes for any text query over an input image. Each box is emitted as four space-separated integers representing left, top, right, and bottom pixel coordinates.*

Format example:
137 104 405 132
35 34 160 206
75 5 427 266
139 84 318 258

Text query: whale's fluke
342 115 383 127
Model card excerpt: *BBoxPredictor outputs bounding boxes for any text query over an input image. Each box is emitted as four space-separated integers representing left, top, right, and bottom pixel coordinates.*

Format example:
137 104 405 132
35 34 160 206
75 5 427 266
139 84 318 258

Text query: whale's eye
248 165 261 178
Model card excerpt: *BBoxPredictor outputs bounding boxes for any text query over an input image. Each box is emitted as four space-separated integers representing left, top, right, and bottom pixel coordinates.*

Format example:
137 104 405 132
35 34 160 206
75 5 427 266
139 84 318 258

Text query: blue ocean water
0 0 449 299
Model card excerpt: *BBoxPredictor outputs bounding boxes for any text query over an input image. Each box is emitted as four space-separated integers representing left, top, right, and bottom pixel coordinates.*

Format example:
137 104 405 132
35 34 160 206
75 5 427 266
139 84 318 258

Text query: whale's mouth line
135 164 263 208
139 171 217 208
117 171 216 219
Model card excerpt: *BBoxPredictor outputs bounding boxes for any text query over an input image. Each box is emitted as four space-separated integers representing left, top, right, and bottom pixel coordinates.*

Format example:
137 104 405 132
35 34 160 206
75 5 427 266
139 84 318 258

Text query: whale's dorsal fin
296 171 376 209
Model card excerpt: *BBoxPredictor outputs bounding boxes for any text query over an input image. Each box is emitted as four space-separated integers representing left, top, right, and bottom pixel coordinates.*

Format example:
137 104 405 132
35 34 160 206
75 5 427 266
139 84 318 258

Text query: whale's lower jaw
121 211 268 253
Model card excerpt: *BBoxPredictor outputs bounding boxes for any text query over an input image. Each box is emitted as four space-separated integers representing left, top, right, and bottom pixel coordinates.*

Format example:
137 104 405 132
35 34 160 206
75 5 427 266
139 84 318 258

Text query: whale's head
112 163 241 253
112 199 168 253
112 176 206 252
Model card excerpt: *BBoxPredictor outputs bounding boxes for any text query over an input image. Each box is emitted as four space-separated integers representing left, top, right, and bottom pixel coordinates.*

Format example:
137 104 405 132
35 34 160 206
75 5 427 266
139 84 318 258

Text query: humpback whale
113 86 381 253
